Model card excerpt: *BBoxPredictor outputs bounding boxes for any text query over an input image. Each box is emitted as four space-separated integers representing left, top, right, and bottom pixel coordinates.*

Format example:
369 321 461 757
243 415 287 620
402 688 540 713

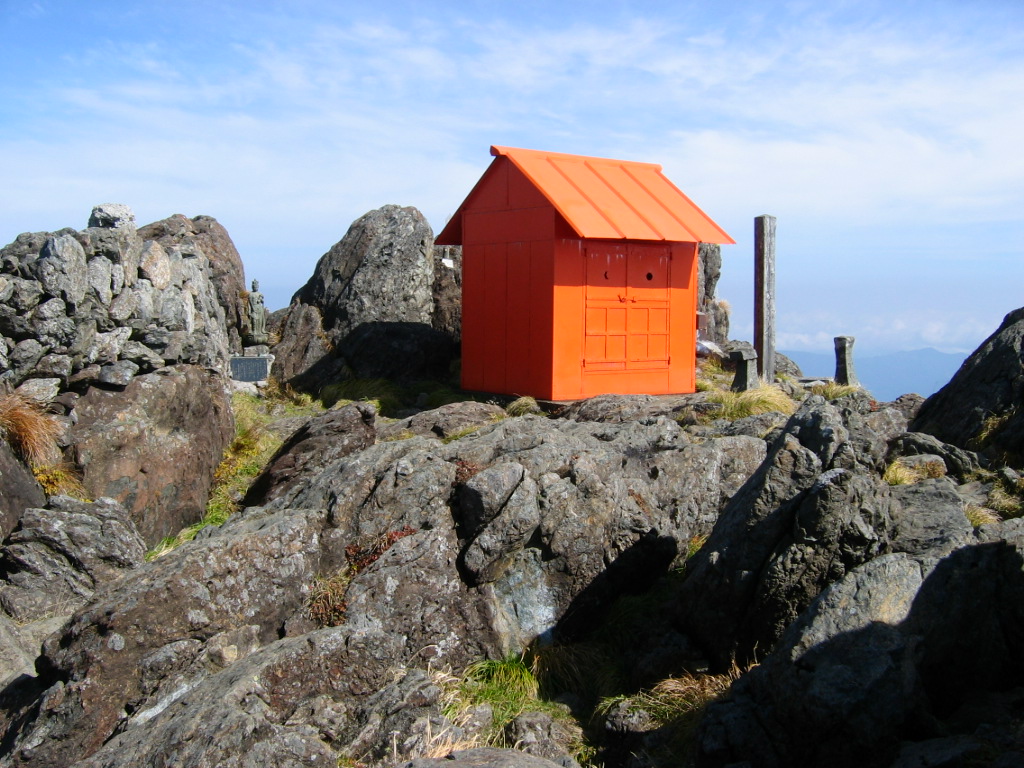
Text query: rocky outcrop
71 365 234 546
676 396 911 667
137 213 248 353
271 205 459 389
0 443 44 541
0 204 232 391
697 243 728 346
433 244 463 344
0 399 769 766
694 526 1024 768
912 306 1024 467
242 402 377 507
0 206 238 548
0 496 145 624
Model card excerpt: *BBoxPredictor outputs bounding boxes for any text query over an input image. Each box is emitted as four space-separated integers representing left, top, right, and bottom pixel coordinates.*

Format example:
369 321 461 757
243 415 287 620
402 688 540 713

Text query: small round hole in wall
646 272 654 281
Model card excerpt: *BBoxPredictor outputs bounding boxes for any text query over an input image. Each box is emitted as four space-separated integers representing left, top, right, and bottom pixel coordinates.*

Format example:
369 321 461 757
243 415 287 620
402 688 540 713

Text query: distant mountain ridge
781 347 967 402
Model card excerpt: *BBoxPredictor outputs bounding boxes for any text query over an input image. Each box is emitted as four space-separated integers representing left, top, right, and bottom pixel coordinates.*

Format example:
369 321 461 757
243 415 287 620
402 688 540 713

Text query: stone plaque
230 356 270 382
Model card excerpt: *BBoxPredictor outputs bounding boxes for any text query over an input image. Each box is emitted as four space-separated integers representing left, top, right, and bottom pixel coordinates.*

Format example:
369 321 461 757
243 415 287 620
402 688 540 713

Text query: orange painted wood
447 146 731 401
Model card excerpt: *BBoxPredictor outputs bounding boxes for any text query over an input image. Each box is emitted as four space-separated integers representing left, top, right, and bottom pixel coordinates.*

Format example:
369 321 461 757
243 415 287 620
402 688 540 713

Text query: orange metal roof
437 145 735 245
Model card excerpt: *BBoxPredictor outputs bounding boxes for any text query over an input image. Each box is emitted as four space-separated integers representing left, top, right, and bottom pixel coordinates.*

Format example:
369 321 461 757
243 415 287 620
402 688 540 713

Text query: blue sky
2 0 1022 356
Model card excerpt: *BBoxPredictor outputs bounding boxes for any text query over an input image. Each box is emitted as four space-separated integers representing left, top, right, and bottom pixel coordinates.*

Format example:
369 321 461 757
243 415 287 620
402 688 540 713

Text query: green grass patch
320 378 406 416
441 653 586 757
146 390 323 560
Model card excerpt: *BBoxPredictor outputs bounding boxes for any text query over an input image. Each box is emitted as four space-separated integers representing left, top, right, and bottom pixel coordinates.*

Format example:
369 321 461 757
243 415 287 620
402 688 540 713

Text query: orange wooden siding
438 146 728 401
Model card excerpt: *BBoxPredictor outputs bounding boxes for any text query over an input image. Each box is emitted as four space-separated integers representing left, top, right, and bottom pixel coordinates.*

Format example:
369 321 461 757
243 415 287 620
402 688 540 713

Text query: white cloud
1 1 1021 328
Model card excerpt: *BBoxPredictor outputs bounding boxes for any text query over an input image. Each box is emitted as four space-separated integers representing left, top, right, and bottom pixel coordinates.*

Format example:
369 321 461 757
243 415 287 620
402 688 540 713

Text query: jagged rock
888 478 974 567
0 506 339 767
433 244 462 343
295 204 435 341
696 527 1024 768
0 442 45 541
71 365 234 546
564 393 697 424
913 306 1024 467
0 207 233 391
378 401 507 441
890 432 984 481
88 203 136 230
676 396 906 667
271 205 458 388
695 553 925 768
697 243 728 347
402 748 570 768
0 496 145 624
340 668 459 763
138 214 248 353
242 403 377 507
69 626 406 768
341 321 456 381
506 710 583 767
268 303 333 385
265 406 766 654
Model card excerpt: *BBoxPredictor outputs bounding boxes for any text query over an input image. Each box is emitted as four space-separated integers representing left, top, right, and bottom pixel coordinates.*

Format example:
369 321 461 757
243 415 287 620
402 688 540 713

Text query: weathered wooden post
754 215 776 383
730 347 759 392
834 336 858 386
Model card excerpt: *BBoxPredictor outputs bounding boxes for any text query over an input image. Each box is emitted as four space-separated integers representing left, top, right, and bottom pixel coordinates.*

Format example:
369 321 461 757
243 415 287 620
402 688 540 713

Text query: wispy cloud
1 1 1020 353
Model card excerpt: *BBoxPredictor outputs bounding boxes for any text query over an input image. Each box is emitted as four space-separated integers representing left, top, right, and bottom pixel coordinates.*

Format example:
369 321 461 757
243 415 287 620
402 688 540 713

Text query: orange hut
436 145 734 401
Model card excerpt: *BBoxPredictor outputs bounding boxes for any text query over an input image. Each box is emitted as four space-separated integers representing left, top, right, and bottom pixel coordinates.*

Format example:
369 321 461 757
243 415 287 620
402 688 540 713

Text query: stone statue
247 279 268 345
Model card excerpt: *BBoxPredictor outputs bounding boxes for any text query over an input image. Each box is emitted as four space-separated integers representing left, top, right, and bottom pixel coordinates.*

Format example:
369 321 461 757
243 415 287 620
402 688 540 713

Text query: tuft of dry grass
883 458 943 486
705 384 796 421
987 486 1024 518
971 408 1015 450
0 393 63 468
596 665 746 761
965 503 1002 528
505 396 541 417
810 381 864 401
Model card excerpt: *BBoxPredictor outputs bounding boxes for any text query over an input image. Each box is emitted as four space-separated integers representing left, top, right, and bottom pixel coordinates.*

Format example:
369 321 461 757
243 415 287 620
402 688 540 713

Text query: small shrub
884 458 947 486
0 393 63 467
444 654 569 747
307 526 416 626
32 462 89 499
676 534 708 576
261 378 315 409
884 460 920 486
308 568 354 626
438 423 493 448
